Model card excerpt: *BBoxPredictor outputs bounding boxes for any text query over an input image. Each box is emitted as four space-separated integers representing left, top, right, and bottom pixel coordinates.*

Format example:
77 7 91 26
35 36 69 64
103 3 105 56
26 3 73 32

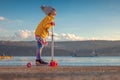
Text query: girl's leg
36 41 48 65
35 35 48 46
36 41 43 60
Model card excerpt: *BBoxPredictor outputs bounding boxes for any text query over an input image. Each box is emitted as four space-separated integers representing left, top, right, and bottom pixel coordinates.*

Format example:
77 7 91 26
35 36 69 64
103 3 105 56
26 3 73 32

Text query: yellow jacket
35 15 54 40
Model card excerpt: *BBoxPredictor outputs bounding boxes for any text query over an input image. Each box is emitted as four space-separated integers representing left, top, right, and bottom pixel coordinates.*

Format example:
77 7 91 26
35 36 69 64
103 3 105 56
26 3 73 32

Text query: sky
0 0 120 41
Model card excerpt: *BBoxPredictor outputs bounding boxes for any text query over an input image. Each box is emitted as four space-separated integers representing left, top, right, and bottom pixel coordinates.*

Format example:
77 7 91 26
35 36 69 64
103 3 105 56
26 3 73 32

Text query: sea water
0 56 120 66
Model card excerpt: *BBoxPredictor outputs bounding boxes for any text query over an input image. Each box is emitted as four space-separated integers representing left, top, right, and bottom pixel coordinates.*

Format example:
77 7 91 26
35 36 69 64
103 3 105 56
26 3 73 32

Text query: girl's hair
41 5 56 15
48 9 56 15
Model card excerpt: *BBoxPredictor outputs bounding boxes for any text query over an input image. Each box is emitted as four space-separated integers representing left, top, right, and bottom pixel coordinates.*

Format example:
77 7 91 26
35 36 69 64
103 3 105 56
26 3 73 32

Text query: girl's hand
50 22 55 26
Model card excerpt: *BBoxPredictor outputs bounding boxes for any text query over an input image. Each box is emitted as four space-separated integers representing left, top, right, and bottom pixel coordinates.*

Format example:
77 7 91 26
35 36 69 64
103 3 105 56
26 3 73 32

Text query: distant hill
0 40 120 56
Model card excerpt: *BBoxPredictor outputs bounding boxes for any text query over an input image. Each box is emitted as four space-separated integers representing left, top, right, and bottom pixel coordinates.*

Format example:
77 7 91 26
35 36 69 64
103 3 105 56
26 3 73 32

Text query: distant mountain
0 40 120 56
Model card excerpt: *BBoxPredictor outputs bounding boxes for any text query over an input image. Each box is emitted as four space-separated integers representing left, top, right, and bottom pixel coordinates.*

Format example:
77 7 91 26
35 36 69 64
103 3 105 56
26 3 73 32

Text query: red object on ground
50 60 58 67
27 62 32 68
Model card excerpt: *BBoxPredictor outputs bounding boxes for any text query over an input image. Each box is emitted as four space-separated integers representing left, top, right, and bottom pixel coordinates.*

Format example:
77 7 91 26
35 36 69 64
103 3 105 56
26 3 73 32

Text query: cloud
15 30 32 38
0 29 120 41
0 28 8 33
13 30 35 41
91 36 120 41
12 30 84 41
47 32 85 41
0 29 85 41
60 33 84 41
0 16 5 21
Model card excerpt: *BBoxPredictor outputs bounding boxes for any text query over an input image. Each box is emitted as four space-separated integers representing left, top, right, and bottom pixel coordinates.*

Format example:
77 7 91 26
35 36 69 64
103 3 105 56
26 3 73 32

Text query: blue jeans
36 38 44 60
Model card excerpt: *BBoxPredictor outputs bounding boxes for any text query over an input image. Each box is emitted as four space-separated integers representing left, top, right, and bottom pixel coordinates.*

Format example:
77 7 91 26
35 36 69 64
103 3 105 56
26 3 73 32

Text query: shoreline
0 66 120 80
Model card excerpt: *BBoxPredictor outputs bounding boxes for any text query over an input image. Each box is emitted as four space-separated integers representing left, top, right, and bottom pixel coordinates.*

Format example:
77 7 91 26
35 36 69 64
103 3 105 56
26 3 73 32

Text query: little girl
35 6 56 65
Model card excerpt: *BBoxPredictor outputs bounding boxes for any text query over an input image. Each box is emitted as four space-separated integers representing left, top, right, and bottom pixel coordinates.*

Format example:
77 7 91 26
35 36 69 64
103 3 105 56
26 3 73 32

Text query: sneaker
41 41 48 46
36 59 48 65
